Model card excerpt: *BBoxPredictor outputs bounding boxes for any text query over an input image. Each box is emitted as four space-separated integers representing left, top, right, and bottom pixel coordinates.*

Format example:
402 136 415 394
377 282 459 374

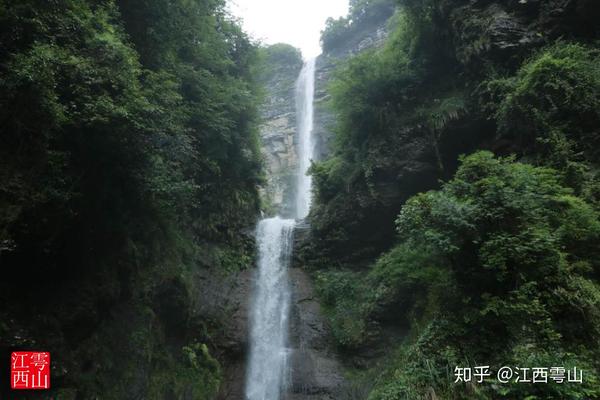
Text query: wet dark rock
287 349 346 397
196 268 253 355
441 0 600 69
292 219 311 255
203 246 346 400
285 268 347 399
288 269 330 352
195 267 254 400
153 277 191 339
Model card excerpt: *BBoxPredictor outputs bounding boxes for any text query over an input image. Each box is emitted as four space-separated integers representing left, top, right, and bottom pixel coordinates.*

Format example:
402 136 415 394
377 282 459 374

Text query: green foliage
0 0 261 397
317 152 600 398
306 7 465 265
316 269 372 347
310 2 600 399
483 42 600 197
259 43 303 70
255 42 303 102
179 343 221 399
321 0 396 52
310 13 600 275
416 93 467 171
321 17 350 53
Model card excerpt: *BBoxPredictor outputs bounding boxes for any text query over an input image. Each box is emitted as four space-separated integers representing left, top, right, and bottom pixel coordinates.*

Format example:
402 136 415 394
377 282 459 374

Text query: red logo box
11 352 50 390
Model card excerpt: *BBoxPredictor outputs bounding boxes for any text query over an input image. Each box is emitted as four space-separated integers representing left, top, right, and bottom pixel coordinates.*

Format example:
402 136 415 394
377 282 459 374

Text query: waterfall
295 58 316 220
245 217 295 400
245 58 316 400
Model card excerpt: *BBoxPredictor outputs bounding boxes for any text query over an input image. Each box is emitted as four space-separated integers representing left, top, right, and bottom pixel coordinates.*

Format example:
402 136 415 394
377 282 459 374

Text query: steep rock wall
437 0 600 69
197 266 254 400
313 10 396 161
258 45 304 217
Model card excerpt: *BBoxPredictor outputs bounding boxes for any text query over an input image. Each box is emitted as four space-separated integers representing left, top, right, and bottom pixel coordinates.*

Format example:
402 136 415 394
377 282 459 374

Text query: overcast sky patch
228 0 349 58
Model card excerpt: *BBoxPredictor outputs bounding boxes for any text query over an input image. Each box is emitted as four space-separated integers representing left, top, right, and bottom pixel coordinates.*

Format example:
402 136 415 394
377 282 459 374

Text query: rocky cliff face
438 0 600 69
254 39 374 397
278 14 400 399
258 45 304 217
313 11 396 161
211 43 347 400
195 266 253 400
285 267 346 400
312 0 600 166
251 2 600 399
303 0 600 266
204 229 347 400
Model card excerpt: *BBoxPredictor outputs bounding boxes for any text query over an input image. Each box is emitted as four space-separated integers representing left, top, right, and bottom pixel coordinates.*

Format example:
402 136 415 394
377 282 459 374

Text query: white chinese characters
454 366 583 385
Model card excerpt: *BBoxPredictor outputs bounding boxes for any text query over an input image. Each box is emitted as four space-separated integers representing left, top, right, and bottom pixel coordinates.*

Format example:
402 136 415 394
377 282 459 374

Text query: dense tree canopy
307 1 600 399
321 0 396 53
317 152 600 399
1 0 599 398
0 0 261 397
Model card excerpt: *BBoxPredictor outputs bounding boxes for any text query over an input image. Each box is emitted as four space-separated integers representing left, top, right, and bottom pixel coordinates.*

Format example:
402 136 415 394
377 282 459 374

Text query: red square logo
11 352 50 390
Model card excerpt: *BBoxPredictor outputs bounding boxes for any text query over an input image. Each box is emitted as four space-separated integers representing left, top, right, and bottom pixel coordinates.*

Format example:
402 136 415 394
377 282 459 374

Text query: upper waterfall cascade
245 58 316 400
295 58 316 220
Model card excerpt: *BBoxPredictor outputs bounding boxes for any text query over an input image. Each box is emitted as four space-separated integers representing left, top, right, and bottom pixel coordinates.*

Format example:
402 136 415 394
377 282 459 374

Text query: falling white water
245 58 316 400
245 217 295 400
295 58 316 220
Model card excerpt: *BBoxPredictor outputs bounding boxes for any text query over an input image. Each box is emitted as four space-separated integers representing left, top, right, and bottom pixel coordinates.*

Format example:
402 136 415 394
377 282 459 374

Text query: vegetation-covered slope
304 0 600 398
0 0 261 398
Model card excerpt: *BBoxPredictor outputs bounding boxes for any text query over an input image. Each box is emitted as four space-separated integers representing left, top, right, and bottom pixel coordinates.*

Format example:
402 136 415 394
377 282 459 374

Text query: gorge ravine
245 58 317 400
